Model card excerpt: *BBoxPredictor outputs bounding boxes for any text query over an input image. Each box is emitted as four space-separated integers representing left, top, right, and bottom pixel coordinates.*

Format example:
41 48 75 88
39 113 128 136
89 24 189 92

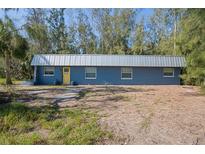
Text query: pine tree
67 24 78 54
47 9 68 53
92 9 113 54
77 10 97 54
132 18 145 54
178 9 205 86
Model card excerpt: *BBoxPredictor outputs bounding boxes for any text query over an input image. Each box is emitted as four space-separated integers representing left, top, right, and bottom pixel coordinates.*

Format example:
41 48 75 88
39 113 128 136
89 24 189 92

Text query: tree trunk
173 9 177 55
5 51 12 85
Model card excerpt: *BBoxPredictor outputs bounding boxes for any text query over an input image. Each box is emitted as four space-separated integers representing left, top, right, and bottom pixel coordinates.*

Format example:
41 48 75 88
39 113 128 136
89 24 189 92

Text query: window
163 68 174 77
121 67 132 80
63 68 69 73
44 67 55 76
85 67 97 79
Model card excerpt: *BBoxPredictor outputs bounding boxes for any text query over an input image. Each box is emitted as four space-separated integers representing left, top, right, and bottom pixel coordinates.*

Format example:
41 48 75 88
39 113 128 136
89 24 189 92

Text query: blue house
31 54 186 85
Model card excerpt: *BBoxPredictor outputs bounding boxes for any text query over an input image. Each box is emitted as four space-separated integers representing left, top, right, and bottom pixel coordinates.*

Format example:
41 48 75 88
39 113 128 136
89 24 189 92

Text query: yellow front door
63 67 70 84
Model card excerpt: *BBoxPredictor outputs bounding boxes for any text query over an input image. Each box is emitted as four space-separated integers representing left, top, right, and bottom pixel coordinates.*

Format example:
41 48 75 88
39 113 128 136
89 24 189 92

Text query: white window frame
163 68 174 77
44 67 55 76
121 67 133 80
85 67 97 79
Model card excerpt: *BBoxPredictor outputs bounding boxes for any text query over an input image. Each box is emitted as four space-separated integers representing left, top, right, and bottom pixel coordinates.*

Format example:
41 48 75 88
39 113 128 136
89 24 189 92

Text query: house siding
35 66 181 85
36 66 63 85
70 66 181 85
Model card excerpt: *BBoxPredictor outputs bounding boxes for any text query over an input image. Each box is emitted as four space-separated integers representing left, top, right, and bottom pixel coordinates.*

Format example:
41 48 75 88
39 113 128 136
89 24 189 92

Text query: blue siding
70 66 181 85
35 66 181 85
36 66 62 85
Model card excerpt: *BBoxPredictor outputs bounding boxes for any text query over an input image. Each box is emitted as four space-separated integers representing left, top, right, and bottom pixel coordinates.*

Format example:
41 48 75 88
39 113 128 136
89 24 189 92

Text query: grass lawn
0 103 109 144
0 78 5 85
0 78 23 85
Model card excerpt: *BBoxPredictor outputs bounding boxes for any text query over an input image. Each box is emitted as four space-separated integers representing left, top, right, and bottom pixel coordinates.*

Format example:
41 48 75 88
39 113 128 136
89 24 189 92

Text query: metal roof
31 54 186 67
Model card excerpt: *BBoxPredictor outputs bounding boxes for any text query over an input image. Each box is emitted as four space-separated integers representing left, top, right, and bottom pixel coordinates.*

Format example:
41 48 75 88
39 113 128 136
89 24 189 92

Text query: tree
0 16 29 84
164 9 185 55
47 9 68 53
112 9 136 54
92 9 113 54
146 9 167 54
26 8 51 54
67 24 78 54
178 9 205 86
132 18 145 54
76 10 97 54
92 9 136 54
146 9 185 55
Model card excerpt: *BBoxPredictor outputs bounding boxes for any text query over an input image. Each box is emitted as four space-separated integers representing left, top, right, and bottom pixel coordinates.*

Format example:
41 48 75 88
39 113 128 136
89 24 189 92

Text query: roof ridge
34 54 184 58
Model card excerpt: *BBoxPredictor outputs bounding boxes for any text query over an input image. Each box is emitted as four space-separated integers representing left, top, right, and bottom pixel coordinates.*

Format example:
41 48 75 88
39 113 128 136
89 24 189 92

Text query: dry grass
139 112 154 132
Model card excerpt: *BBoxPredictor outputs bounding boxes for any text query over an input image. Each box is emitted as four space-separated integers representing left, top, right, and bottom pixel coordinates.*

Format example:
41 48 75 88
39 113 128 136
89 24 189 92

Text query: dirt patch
2 85 205 144
73 85 205 144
